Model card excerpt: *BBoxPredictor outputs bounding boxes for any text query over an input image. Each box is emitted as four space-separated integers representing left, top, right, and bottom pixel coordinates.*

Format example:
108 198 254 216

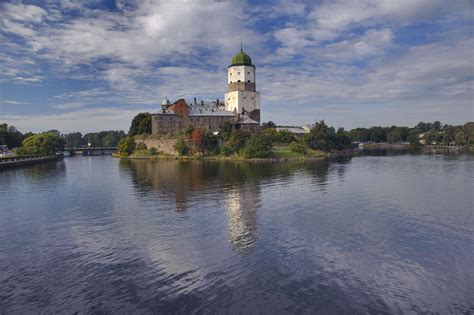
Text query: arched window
237 80 241 82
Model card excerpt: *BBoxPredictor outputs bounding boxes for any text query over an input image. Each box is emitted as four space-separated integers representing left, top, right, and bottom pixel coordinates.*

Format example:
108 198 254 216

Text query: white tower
224 49 260 122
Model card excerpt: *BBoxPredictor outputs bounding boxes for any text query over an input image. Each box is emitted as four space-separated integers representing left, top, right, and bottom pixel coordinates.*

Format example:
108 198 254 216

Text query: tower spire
240 36 243 52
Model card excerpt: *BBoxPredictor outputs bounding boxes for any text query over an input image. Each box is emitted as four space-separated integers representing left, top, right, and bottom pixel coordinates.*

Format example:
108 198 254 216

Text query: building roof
237 116 259 124
276 126 308 134
189 109 234 116
231 49 252 66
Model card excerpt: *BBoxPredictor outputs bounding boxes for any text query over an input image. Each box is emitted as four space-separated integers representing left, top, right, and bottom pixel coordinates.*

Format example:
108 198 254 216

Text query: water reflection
120 159 336 252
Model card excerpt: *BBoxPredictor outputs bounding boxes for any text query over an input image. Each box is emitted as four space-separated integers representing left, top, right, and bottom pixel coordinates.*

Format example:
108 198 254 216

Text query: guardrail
0 154 48 163
64 147 117 150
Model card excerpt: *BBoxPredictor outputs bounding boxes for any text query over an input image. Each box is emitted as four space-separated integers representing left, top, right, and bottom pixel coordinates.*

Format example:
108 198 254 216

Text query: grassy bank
114 145 328 161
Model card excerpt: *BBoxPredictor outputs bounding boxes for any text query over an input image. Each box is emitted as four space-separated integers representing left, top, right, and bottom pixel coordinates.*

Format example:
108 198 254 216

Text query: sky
0 0 473 133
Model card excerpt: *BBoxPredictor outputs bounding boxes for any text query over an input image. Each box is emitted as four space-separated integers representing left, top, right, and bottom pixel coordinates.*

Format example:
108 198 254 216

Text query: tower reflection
225 183 260 253
120 159 337 252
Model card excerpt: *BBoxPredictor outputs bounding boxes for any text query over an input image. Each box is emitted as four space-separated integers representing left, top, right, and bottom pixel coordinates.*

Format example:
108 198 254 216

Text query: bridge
64 147 117 156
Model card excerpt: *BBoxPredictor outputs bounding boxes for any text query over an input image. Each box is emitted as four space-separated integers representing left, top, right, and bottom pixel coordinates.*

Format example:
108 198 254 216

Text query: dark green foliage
241 132 273 158
173 138 189 156
227 129 251 154
304 121 352 152
261 121 276 129
203 132 220 155
118 137 136 156
335 128 351 150
218 122 234 140
136 142 147 150
129 113 152 136
82 131 125 147
15 132 65 155
149 147 158 155
0 123 24 148
221 146 234 156
455 131 466 145
64 132 83 147
276 129 296 144
289 142 307 154
407 129 421 149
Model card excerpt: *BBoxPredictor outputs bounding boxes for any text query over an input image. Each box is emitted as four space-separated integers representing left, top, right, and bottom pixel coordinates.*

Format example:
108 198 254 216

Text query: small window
237 72 240 75
238 80 241 82
247 80 250 82
247 72 250 74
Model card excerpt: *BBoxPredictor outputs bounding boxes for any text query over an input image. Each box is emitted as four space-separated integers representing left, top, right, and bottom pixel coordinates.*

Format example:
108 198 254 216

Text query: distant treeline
347 121 474 145
0 123 126 149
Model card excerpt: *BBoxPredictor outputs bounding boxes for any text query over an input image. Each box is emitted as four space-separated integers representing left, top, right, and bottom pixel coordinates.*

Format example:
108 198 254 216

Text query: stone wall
135 138 178 155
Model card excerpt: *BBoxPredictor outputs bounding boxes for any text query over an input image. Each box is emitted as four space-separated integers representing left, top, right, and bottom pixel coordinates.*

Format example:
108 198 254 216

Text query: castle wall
151 113 234 135
135 138 178 155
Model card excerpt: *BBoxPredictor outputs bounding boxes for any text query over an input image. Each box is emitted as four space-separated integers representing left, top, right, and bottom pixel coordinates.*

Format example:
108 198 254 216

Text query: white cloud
3 107 152 133
0 0 472 131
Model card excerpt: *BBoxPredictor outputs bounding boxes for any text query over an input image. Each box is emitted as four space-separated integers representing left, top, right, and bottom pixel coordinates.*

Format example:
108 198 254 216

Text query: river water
0 155 472 314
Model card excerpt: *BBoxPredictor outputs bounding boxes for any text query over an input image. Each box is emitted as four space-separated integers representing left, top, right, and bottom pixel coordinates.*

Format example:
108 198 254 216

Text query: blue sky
0 0 472 133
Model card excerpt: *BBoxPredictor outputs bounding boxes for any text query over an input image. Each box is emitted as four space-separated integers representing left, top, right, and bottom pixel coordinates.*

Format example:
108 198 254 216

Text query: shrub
149 147 158 155
241 132 273 158
118 136 136 156
289 142 307 154
228 130 250 153
173 137 189 156
276 129 296 143
221 146 234 156
136 142 147 150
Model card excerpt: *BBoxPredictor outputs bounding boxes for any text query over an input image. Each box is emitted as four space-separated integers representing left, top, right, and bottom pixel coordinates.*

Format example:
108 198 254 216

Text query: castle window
237 72 240 75
238 80 241 82
247 80 250 82
247 72 250 74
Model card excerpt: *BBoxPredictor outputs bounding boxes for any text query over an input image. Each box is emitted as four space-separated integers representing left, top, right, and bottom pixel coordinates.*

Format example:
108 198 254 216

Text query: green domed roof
231 49 252 66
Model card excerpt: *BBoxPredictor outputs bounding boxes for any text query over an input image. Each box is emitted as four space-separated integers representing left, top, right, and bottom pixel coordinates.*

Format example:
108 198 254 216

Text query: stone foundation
134 138 178 155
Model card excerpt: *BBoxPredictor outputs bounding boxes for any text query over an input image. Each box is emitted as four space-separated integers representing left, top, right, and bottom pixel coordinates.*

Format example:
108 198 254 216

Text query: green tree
218 122 234 140
16 132 65 155
261 121 276 129
276 129 296 143
129 113 152 136
173 137 189 156
455 131 466 145
387 129 402 143
64 132 84 147
407 129 421 149
423 130 437 145
118 137 136 156
241 132 273 158
463 122 474 144
0 123 24 148
227 129 250 154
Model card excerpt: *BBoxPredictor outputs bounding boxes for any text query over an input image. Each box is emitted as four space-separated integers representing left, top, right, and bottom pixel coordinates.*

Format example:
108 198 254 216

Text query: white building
224 49 261 122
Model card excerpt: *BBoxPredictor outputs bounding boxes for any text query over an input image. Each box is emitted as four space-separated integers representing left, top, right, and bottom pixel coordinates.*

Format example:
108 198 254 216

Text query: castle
151 48 261 135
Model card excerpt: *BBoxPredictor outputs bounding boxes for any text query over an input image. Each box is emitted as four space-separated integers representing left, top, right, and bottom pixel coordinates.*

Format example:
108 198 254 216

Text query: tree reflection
121 159 339 252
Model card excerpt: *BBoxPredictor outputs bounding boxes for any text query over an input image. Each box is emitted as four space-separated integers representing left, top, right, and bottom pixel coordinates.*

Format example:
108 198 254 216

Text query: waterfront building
224 49 260 123
151 48 260 135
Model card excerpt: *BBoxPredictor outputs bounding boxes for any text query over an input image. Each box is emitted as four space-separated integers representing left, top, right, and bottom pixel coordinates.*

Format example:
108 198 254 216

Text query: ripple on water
0 155 473 313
